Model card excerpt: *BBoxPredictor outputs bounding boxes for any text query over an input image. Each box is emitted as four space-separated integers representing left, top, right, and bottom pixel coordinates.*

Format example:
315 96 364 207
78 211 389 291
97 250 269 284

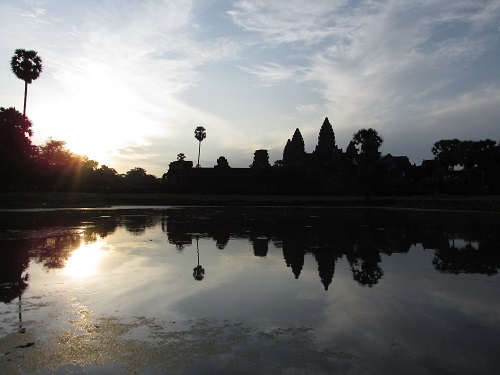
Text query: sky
1 0 499 177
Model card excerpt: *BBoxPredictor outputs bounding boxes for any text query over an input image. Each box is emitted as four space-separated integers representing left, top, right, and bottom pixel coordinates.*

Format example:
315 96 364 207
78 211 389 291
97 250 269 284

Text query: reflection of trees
93 215 119 238
0 240 30 303
423 213 500 275
0 239 30 333
31 234 82 269
0 210 122 302
433 241 500 275
120 213 160 236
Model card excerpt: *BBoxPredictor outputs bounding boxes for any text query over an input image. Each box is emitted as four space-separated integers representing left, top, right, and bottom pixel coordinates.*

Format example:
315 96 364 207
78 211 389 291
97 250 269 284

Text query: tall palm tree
194 126 206 168
10 49 43 116
352 128 383 159
352 128 383 199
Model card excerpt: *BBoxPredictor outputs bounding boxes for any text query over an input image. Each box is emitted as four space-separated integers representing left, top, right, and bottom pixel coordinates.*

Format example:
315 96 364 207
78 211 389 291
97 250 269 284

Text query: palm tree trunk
23 81 28 116
197 141 201 168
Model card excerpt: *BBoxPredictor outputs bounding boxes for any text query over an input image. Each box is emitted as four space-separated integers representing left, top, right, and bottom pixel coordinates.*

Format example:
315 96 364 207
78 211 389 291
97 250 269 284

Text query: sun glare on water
63 241 107 278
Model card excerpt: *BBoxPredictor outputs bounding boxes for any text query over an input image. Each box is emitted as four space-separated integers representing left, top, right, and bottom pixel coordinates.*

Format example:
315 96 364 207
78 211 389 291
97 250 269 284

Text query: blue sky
1 0 499 176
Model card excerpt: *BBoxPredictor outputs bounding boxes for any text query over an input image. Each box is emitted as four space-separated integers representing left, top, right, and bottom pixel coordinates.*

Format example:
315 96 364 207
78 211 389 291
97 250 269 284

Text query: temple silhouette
164 117 420 195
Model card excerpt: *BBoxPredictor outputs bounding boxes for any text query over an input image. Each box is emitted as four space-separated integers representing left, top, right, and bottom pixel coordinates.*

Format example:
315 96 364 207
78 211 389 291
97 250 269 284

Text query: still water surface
0 207 499 374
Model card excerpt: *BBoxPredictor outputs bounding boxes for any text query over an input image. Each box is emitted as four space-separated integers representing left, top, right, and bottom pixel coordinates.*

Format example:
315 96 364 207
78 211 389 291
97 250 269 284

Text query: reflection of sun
64 241 106 278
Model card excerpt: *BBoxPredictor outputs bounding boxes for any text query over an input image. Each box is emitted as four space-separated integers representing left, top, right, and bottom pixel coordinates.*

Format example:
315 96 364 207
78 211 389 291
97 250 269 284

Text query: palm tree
10 49 43 116
352 128 383 159
194 126 206 168
352 128 383 198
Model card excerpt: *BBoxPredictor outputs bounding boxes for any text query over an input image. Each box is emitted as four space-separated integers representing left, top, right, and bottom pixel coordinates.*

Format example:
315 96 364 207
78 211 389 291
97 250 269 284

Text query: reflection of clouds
63 241 106 278
424 276 500 324
314 251 500 374
80 232 245 319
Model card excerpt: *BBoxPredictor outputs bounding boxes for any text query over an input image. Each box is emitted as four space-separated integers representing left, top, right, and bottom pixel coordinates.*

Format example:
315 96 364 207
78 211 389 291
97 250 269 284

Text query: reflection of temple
161 208 500 290
2 208 499 306
313 250 342 291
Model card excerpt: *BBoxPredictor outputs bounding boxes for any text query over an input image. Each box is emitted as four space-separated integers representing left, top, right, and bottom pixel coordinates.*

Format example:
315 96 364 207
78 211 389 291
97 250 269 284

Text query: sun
30 57 172 171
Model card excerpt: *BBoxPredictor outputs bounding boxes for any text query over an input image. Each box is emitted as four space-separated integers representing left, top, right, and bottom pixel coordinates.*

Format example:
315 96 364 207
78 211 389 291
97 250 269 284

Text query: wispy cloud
238 62 305 85
296 104 323 115
228 0 348 45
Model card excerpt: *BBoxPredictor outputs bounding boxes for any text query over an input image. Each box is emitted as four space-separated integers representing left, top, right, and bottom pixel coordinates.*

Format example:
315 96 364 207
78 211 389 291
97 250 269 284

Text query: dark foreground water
0 207 499 374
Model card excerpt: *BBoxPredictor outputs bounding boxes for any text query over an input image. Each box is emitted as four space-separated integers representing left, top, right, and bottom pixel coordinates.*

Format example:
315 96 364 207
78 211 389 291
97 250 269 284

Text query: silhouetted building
215 156 230 169
284 128 306 167
379 153 412 183
251 149 271 169
314 117 342 162
163 117 439 195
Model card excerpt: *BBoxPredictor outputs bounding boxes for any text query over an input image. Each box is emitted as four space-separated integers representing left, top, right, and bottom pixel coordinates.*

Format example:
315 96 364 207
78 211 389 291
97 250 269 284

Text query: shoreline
1 192 500 212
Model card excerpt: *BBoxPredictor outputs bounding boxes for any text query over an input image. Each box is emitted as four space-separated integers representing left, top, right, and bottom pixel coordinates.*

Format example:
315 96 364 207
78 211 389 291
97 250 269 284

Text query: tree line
431 138 500 193
0 108 158 192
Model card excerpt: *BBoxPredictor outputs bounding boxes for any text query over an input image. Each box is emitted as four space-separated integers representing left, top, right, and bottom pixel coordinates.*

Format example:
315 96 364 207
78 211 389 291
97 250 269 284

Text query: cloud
425 85 500 137
238 62 305 85
296 104 323 115
229 0 500 138
228 0 348 45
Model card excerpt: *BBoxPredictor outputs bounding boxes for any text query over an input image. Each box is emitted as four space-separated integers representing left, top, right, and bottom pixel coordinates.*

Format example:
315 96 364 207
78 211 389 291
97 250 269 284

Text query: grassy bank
1 192 500 211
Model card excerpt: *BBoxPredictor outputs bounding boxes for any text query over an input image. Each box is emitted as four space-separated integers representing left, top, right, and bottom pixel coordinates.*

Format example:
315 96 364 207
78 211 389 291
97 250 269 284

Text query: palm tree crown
194 126 206 142
352 128 383 157
11 49 43 116
11 49 43 83
194 126 206 168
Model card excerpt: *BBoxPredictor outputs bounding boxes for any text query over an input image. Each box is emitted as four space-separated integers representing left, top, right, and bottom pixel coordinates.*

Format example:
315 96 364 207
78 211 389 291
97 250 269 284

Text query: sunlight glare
63 241 106 278
32 58 170 168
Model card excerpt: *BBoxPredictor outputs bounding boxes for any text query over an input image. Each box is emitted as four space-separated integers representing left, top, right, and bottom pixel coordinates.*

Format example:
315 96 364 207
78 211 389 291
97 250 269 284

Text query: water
0 207 499 374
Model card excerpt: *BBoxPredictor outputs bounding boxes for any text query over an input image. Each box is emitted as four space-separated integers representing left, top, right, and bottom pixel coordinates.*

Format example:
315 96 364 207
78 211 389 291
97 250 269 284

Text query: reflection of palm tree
350 259 383 287
347 242 384 287
194 126 206 168
193 236 205 281
11 49 43 116
18 273 29 333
